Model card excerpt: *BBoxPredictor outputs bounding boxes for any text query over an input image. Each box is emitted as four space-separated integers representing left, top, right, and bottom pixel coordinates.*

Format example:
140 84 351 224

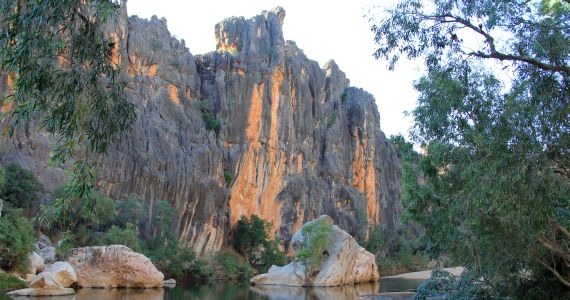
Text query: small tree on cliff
371 0 569 297
0 0 136 209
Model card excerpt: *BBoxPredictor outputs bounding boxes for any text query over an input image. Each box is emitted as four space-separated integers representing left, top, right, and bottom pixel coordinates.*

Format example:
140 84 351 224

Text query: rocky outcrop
27 252 44 275
67 245 164 288
0 4 402 254
29 262 77 289
251 215 379 286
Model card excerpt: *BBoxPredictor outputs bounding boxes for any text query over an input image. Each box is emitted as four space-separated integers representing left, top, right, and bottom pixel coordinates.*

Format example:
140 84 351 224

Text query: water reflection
250 282 380 300
3 279 422 300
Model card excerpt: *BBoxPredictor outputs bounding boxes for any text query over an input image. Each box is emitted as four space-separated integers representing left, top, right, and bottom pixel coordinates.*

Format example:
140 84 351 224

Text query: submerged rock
251 215 379 286
67 245 164 288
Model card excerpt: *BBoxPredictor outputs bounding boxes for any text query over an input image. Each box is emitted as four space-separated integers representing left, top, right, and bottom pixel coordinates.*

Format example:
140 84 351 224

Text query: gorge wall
0 5 402 255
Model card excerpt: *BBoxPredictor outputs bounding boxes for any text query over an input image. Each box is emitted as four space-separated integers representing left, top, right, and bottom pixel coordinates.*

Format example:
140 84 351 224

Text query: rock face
29 262 77 289
36 246 56 264
67 245 164 288
251 215 379 286
0 4 402 254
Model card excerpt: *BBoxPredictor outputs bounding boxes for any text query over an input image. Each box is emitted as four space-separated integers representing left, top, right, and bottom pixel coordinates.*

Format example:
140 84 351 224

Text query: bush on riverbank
0 270 26 293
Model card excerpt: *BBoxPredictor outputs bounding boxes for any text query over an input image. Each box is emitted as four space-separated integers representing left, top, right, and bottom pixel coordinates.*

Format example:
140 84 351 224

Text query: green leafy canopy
372 0 569 297
0 0 136 205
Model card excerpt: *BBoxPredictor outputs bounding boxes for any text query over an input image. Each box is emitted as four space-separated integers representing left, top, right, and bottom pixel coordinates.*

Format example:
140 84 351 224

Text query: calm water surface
3 278 423 300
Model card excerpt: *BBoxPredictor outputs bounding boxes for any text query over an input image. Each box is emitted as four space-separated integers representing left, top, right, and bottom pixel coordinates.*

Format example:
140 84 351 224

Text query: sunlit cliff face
1 6 402 255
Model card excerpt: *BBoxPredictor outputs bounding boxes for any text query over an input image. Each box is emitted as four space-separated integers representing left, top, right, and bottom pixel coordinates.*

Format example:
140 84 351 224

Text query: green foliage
56 230 77 259
150 37 163 51
152 200 175 236
235 215 269 259
414 268 491 300
115 194 148 228
296 218 333 277
355 207 368 242
104 223 141 252
260 239 288 273
213 251 254 281
39 184 116 233
326 110 338 128
202 112 221 134
0 270 26 292
341 89 349 104
0 166 5 196
234 214 287 271
0 0 136 205
374 0 570 295
224 170 234 185
0 207 35 271
3 163 42 210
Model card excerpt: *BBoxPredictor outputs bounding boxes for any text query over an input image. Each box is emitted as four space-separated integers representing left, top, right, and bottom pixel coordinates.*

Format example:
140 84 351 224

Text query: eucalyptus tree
0 0 135 208
372 0 569 297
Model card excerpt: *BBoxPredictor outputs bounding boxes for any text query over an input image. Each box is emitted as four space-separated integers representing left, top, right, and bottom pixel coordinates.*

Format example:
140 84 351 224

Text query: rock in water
29 262 77 288
67 245 164 288
251 215 379 286
27 252 45 275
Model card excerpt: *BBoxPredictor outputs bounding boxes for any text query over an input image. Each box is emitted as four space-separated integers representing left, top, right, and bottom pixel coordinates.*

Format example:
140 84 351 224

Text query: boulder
251 215 379 286
37 246 56 263
38 233 53 248
27 252 45 274
164 278 176 286
7 287 75 297
67 245 164 288
29 262 77 288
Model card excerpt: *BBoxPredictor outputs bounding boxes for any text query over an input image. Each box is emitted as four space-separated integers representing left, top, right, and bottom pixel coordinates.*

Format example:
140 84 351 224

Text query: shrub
202 112 221 134
116 194 148 228
295 218 333 277
0 270 26 292
326 110 338 128
260 239 287 272
104 223 141 252
341 89 349 103
3 163 42 210
235 214 269 261
0 166 5 196
0 207 35 271
224 170 234 185
214 251 254 281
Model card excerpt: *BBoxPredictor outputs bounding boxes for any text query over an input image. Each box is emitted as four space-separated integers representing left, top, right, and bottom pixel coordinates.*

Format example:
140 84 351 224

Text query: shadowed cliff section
1 6 402 255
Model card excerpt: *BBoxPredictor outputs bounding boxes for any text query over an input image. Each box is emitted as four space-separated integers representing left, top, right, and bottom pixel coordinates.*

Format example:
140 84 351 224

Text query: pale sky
127 0 423 138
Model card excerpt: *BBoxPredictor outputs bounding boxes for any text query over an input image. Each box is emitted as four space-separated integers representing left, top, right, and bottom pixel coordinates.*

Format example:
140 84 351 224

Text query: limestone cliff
0 6 402 255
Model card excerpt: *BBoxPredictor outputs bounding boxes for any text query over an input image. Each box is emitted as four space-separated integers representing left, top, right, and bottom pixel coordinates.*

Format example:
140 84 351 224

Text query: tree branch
540 260 570 288
431 14 570 75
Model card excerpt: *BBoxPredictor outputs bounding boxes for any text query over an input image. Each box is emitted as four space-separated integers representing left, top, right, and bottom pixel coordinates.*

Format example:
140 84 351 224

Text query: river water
3 278 424 300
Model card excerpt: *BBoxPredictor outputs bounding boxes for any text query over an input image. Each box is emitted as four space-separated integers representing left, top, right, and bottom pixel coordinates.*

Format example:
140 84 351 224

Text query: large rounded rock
67 245 164 288
251 215 379 287
29 261 77 288
27 252 45 275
